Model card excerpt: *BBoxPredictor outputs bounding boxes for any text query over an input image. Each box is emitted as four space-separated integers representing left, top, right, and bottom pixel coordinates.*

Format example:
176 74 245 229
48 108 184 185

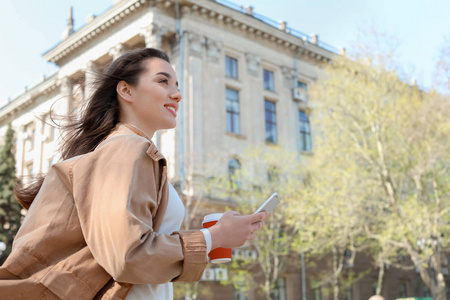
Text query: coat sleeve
71 135 207 284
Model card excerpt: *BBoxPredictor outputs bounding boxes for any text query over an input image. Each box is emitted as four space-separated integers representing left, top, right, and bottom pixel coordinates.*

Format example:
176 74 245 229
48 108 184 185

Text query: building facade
0 0 439 299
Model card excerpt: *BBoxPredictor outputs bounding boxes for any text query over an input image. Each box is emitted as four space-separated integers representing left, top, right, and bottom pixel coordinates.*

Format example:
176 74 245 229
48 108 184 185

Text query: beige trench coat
0 124 207 299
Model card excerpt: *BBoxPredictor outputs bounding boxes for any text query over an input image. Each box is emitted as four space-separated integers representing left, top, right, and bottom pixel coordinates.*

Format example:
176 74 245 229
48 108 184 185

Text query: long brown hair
14 48 170 209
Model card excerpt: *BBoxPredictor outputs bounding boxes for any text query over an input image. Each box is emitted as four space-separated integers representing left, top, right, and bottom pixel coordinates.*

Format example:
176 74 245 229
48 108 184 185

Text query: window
226 88 240 134
26 162 33 176
311 282 322 300
263 69 274 91
424 285 431 297
299 110 312 152
267 165 280 182
399 282 407 297
343 247 354 268
42 114 55 142
343 286 353 300
271 278 286 300
228 158 242 188
226 56 238 79
233 286 247 300
24 123 35 150
265 100 277 143
297 81 307 92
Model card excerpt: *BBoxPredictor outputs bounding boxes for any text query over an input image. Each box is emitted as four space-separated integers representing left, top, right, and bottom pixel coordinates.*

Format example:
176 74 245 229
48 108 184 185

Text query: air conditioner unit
292 88 308 102
201 268 215 281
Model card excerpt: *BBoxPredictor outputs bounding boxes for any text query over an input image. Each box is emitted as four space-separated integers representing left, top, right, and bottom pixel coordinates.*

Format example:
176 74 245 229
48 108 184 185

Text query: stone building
0 0 439 299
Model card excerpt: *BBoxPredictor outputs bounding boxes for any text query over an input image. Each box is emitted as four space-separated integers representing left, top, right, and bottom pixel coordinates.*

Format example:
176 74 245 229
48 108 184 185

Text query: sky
0 0 449 107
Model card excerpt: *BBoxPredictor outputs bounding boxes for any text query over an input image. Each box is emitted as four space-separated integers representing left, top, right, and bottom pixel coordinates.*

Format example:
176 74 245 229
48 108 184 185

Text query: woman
0 48 268 299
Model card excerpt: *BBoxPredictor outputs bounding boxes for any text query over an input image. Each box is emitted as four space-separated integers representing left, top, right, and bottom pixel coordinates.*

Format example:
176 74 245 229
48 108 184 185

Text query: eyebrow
156 72 178 87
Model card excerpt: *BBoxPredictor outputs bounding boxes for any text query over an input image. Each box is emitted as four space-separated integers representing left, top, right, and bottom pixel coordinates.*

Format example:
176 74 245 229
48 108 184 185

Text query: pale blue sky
1 0 449 106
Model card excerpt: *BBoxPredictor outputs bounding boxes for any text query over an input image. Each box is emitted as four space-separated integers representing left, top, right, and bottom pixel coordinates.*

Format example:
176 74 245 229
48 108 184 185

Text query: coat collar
113 123 166 163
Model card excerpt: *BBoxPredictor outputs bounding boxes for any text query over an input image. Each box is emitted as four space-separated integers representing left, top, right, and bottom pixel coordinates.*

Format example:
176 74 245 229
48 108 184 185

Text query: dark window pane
226 88 240 134
299 110 311 152
228 158 242 188
265 100 277 143
297 81 307 91
226 56 238 79
264 69 274 91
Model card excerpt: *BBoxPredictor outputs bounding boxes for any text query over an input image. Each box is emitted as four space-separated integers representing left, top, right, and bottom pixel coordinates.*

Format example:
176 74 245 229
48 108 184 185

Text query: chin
163 120 177 130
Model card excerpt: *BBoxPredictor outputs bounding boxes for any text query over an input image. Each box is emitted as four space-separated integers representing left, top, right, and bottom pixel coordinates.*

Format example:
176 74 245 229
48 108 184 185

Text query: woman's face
120 58 182 137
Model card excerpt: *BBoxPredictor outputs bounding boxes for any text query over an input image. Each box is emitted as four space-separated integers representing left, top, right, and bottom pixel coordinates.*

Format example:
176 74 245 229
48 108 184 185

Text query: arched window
228 158 242 188
267 165 280 182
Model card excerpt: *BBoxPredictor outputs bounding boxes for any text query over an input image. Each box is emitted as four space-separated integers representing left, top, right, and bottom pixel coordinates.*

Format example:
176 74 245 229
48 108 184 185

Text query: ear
116 80 133 103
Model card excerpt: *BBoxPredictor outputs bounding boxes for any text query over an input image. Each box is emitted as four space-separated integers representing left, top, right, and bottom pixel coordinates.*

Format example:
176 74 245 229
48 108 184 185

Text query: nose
170 88 182 102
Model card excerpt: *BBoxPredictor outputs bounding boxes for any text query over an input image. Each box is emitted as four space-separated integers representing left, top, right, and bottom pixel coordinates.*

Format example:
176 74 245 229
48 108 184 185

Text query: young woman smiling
0 48 268 300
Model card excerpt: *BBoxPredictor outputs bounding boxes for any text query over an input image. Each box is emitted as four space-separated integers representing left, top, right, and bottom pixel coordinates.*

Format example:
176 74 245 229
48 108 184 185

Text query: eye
159 79 169 84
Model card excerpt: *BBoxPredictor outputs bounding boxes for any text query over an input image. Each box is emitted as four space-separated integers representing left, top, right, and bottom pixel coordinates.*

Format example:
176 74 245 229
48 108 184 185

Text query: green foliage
210 144 304 300
308 37 450 299
0 124 22 262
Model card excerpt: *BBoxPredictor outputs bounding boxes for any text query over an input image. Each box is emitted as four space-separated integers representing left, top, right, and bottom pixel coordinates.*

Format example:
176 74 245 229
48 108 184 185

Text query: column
84 60 98 103
140 23 168 49
59 76 74 116
108 43 127 61
186 32 204 180
245 52 261 143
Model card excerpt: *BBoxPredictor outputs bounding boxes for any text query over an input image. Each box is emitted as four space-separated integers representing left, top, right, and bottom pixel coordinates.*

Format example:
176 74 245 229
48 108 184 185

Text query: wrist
208 224 222 250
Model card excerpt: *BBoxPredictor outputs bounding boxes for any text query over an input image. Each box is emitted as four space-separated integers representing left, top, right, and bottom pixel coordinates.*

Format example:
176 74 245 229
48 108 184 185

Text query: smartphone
254 193 280 214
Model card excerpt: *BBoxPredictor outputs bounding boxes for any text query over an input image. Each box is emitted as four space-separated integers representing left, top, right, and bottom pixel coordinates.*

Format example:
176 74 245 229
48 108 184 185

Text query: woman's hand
208 210 269 250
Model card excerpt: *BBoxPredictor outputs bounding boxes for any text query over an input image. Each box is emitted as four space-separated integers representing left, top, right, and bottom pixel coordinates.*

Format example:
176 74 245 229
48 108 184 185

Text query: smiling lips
164 104 177 117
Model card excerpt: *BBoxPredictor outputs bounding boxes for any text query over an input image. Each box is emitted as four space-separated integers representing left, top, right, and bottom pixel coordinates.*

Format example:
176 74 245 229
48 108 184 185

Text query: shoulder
71 126 166 174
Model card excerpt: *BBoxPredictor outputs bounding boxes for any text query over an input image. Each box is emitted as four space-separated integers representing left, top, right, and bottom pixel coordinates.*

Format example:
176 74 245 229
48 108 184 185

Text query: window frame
264 100 277 144
228 158 242 189
263 69 275 91
299 110 312 152
225 55 238 79
226 87 241 135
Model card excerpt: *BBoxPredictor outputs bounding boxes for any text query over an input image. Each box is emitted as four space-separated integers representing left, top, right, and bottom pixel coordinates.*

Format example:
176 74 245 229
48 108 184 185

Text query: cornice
43 0 149 66
43 0 336 67
183 0 335 63
0 73 59 123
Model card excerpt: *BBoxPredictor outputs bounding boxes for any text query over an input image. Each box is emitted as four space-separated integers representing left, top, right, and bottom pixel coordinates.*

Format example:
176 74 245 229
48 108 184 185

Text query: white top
126 182 185 300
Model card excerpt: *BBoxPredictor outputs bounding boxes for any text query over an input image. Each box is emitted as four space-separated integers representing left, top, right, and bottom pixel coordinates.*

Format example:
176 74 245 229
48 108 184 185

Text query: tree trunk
435 272 446 300
332 247 340 300
264 277 271 300
376 255 385 295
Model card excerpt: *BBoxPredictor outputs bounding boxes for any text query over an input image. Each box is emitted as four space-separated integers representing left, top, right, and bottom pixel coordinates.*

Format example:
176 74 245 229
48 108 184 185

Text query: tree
214 145 304 300
434 36 450 94
300 136 369 300
309 34 450 300
0 124 22 263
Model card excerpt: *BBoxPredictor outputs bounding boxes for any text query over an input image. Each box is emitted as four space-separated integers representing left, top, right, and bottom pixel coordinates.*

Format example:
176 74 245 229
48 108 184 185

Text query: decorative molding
281 66 296 89
108 43 127 60
245 52 260 77
0 74 59 123
140 23 169 48
44 0 149 65
186 31 204 58
43 0 335 66
205 38 221 63
59 77 74 97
